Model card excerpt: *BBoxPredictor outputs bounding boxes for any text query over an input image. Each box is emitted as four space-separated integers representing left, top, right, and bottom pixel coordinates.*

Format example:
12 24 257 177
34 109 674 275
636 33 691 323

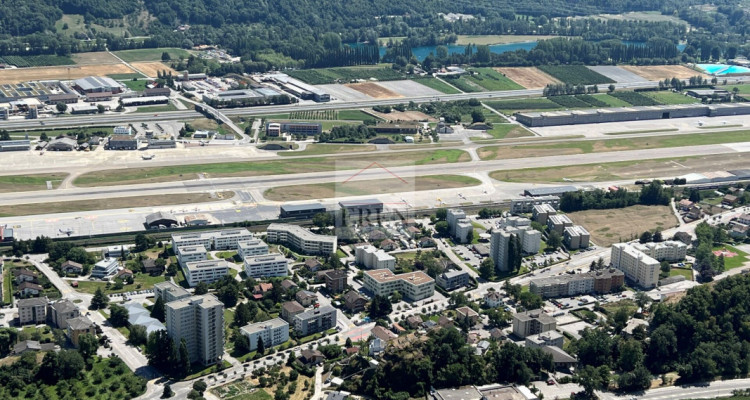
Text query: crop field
73 149 470 187
345 82 403 98
574 94 609 107
495 67 560 88
537 65 615 85
131 62 177 78
264 174 481 201
410 77 462 94
0 63 136 84
548 96 592 108
444 76 486 92
0 55 74 68
287 67 405 85
114 47 192 62
462 68 524 91
568 205 678 246
621 65 707 81
485 98 562 114
609 91 661 106
643 91 699 104
70 51 122 65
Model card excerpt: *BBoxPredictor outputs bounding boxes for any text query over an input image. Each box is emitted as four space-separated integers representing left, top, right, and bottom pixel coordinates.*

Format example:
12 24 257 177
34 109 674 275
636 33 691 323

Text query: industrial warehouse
515 102 750 127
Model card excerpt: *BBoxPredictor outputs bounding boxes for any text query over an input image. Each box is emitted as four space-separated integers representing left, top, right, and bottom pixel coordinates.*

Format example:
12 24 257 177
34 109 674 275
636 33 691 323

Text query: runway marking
670 160 688 168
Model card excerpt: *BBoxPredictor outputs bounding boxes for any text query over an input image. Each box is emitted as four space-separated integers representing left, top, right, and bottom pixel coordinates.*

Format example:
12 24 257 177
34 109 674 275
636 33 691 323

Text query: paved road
597 378 750 400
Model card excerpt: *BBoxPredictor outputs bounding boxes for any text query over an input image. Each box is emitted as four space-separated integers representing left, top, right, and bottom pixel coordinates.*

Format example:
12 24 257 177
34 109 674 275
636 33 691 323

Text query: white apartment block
447 209 473 243
241 318 289 351
446 209 466 233
176 245 208 267
532 203 557 225
510 196 560 214
547 214 573 235
500 216 531 228
564 225 590 250
363 269 435 301
165 294 224 366
171 228 253 252
237 239 269 258
244 253 289 278
504 225 541 254
183 260 230 287
90 257 119 279
354 245 396 270
633 241 687 262
154 281 191 303
490 229 512 273
266 223 337 255
610 243 660 288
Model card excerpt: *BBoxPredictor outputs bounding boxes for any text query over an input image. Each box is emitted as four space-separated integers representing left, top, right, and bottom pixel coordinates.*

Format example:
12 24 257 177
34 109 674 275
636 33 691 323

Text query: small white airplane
142 154 155 160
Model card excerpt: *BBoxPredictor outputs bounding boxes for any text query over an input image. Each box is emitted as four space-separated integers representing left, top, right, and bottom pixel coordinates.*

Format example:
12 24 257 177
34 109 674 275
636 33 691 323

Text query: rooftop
166 294 224 310
241 317 289 335
296 305 335 320
67 316 94 331
184 260 230 271
364 269 434 285
514 309 556 325
267 223 336 243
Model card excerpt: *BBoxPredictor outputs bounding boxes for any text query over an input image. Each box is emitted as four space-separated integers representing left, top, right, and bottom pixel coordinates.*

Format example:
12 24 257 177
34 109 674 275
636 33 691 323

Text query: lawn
714 245 749 270
264 174 481 201
476 123 534 140
0 173 67 193
114 48 192 62
600 299 638 316
567 205 679 247
73 150 470 187
132 103 178 113
643 91 698 104
668 267 693 280
75 273 169 295
410 77 461 94
464 68 524 91
720 84 750 95
108 73 145 80
121 79 148 91
3 267 12 304
278 143 375 157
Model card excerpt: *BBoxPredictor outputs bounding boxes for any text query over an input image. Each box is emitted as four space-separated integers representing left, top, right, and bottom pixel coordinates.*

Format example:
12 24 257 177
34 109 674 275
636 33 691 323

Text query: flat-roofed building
279 203 327 219
0 139 30 152
292 305 337 336
90 258 119 279
171 228 253 251
564 225 590 250
73 76 123 94
176 245 207 267
510 196 560 214
266 121 322 136
632 241 687 262
165 294 224 365
547 214 573 235
532 203 557 225
154 281 191 303
237 238 269 258
526 330 564 349
354 245 396 270
183 260 230 287
323 270 347 293
266 223 336 255
512 309 556 338
530 268 624 298
107 135 139 150
241 318 289 351
281 301 305 322
436 270 470 291
611 243 660 288
363 269 435 301
244 253 288 278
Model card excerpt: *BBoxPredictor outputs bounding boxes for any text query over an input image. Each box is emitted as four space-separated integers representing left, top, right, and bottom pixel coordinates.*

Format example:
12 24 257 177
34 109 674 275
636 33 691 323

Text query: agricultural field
495 67 560 88
264 174 481 201
114 47 193 62
70 51 122 65
443 76 486 92
461 68 524 91
345 82 403 99
537 65 615 85
573 94 609 107
568 205 678 246
609 91 661 106
621 65 707 81
287 66 405 85
410 77 462 94
122 79 148 91
0 55 74 68
0 63 136 84
131 62 177 78
643 91 700 104
548 96 592 108
485 98 562 114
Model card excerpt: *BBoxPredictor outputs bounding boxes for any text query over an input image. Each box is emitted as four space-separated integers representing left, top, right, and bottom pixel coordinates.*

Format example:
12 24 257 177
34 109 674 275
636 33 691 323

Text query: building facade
354 245 396 270
510 196 560 214
512 309 556 338
362 270 435 301
266 223 337 255
90 258 119 279
610 243 661 288
243 253 288 278
154 281 191 303
436 270 470 291
292 306 337 336
241 318 289 351
564 225 590 250
165 294 224 366
183 260 230 287
18 297 48 325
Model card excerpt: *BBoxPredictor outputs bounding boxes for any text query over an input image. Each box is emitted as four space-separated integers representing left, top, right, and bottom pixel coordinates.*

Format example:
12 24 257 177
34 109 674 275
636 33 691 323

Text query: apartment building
18 297 48 325
525 331 564 349
490 229 512 273
266 223 337 255
564 225 590 250
237 238 269 258
502 225 542 255
47 299 80 329
512 309 556 338
547 214 573 235
363 269 435 301
610 243 661 288
166 294 224 366
171 228 253 251
436 270 470 291
90 258 119 279
632 241 687 262
281 301 305 322
243 253 289 278
154 281 191 303
176 245 208 267
510 196 560 214
447 209 473 244
529 268 624 298
354 245 396 270
532 203 557 225
292 305 337 336
183 260 230 287
323 270 347 293
241 318 289 351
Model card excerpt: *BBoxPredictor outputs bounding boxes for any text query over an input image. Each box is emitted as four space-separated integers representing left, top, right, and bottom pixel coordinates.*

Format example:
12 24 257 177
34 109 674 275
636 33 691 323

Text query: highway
0 81 659 131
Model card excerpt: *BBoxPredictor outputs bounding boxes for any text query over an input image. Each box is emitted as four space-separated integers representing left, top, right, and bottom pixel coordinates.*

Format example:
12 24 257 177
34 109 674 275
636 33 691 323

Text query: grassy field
277 143 376 157
287 66 405 85
444 76 486 93
714 245 749 270
336 110 381 122
0 192 233 218
721 84 750 96
264 174 481 201
55 14 128 38
643 91 698 104
568 205 678 246
488 153 750 184
455 34 560 45
74 150 470 187
75 273 169 294
475 124 535 140
0 173 67 193
2 267 12 304
108 73 145 80
9 125 113 139
410 77 462 94
537 65 615 85
132 103 178 113
478 129 750 161
114 48 192 62
668 267 693 280
121 79 148 91
485 98 562 114
463 68 524 91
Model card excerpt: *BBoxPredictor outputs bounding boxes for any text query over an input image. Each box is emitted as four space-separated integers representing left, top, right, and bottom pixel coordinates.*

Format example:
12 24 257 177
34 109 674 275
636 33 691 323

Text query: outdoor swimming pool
697 63 750 75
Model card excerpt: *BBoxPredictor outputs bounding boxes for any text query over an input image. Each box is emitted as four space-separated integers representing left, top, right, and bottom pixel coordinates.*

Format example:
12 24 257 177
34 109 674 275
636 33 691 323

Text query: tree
608 84 616 93
233 333 250 354
194 281 209 295
58 350 85 380
577 365 610 397
162 383 174 398
313 212 332 229
97 104 105 113
435 221 450 236
77 333 99 360
108 304 129 327
234 302 252 327
257 336 266 355
177 338 190 377
161 52 171 61
167 263 178 276
618 340 644 372
91 287 109 310
471 110 485 123
653 230 663 243
38 350 60 384
508 235 522 272
345 337 353 347
546 230 562 250
391 290 403 303
193 380 207 394
518 291 543 310
56 102 67 113
134 233 154 252
151 295 166 322
435 208 447 221
639 231 653 244
479 257 495 280
129 324 148 346
368 295 392 319
0 328 18 356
